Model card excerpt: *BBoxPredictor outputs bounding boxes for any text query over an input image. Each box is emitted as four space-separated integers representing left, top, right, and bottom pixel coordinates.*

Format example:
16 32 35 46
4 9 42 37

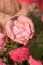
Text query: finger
6 20 14 40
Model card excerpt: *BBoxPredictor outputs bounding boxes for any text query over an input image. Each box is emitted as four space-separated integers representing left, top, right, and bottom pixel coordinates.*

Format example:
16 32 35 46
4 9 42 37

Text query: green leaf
5 53 14 65
32 16 43 33
23 60 30 65
36 31 43 43
30 42 43 60
0 52 4 58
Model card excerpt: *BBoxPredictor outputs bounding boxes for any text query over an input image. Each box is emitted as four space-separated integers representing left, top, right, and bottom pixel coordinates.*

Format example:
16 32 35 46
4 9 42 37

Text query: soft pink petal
28 55 42 65
9 47 29 62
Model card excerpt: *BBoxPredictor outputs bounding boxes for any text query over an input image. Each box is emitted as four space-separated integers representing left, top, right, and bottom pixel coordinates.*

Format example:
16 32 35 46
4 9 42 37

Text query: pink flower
28 55 42 65
38 0 43 10
6 16 34 45
0 33 4 50
0 33 4 45
0 58 6 65
9 47 29 62
16 0 38 5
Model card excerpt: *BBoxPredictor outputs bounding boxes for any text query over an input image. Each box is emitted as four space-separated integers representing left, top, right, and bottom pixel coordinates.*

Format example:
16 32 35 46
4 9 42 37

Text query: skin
0 0 37 37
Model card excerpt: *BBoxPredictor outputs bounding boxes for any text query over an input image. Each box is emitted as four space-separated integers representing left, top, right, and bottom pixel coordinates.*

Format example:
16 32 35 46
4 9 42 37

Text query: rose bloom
9 47 29 62
6 16 34 45
0 33 4 50
28 55 42 65
0 58 6 65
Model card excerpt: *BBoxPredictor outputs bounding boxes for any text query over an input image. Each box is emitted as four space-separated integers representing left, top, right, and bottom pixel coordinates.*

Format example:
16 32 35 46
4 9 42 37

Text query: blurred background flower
28 55 42 65
0 33 5 51
9 47 29 62
0 58 6 65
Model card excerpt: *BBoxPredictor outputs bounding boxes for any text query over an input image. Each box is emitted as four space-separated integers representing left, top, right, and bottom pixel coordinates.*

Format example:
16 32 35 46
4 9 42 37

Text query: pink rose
0 33 4 50
9 47 29 62
6 16 34 45
0 58 6 65
28 55 42 65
